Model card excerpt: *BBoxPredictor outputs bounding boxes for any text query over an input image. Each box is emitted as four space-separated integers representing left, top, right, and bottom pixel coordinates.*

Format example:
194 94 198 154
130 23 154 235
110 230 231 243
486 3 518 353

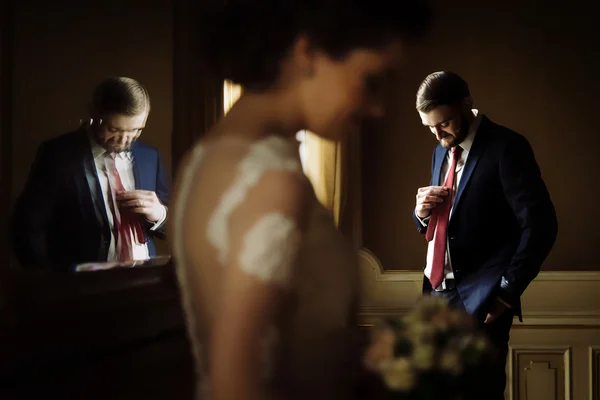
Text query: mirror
5 0 174 272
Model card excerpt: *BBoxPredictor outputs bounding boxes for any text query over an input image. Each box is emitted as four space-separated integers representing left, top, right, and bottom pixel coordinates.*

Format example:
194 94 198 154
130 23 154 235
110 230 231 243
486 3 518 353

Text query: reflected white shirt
89 137 166 261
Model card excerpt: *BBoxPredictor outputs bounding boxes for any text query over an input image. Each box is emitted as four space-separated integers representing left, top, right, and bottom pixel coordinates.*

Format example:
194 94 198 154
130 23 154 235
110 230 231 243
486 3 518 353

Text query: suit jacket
414 116 558 320
11 128 170 271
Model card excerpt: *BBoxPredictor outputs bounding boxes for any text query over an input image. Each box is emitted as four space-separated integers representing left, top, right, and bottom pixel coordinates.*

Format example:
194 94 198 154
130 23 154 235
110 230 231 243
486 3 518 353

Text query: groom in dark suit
11 76 170 271
413 71 558 398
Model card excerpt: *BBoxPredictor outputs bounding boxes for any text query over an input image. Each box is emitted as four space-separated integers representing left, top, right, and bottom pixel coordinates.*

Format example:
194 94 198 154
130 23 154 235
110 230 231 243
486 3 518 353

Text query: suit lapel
78 131 110 233
131 146 142 190
131 144 151 190
433 145 448 186
450 117 490 219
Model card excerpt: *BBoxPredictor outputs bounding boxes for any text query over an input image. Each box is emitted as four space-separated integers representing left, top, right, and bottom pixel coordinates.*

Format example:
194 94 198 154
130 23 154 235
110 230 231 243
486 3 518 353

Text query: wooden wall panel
358 249 600 399
509 347 571 400
591 347 600 400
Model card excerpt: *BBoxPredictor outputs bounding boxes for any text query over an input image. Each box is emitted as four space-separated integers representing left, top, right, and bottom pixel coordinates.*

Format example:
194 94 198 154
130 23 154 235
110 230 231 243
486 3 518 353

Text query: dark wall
362 1 599 271
11 0 173 199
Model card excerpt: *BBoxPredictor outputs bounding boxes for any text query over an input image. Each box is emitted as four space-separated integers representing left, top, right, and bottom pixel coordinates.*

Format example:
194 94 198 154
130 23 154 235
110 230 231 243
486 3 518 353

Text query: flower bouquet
362 296 496 400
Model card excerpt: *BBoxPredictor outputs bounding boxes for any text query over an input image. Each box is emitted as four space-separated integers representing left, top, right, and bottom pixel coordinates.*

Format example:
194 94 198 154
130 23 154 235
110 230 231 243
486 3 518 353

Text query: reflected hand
117 190 164 222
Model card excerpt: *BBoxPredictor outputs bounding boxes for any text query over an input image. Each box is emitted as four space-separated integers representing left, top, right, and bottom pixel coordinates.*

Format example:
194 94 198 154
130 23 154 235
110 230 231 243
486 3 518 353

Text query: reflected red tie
426 146 462 289
105 153 146 261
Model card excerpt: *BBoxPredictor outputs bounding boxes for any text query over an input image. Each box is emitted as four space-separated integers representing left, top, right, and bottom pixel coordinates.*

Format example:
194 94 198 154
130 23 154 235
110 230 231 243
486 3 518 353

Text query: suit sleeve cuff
417 214 430 227
149 205 167 231
498 276 517 308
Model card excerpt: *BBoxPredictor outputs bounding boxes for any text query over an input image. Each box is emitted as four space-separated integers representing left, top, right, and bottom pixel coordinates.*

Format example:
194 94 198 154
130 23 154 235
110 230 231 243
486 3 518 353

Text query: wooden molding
358 247 600 326
358 247 423 281
359 246 600 282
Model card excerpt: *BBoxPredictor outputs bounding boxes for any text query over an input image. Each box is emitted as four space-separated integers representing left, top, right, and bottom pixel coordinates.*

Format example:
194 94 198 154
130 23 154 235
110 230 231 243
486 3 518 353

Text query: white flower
363 327 396 372
440 349 463 376
474 337 487 351
382 357 416 391
407 321 436 342
412 343 435 370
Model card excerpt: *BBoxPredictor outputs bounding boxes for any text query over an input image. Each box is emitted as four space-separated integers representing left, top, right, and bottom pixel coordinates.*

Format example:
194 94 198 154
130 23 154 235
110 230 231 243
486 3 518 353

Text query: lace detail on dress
239 212 301 286
207 136 302 265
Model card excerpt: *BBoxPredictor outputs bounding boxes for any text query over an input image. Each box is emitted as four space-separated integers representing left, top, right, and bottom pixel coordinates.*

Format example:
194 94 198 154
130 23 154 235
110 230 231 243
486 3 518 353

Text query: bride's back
173 137 267 324
171 134 360 399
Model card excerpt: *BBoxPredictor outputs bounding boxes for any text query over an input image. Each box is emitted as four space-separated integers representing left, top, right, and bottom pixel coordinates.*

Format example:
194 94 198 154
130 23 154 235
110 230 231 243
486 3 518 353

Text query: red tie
105 153 146 261
426 146 463 289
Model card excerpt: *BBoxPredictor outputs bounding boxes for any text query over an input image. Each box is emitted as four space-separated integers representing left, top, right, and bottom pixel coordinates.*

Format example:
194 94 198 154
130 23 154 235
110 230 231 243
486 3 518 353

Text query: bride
170 1 430 399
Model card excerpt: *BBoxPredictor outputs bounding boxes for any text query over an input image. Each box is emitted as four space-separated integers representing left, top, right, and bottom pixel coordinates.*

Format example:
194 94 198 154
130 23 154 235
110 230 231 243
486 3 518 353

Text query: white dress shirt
419 110 482 290
89 137 166 261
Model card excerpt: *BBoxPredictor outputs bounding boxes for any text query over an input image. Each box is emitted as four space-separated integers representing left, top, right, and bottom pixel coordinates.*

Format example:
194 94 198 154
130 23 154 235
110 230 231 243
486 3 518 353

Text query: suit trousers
430 287 513 400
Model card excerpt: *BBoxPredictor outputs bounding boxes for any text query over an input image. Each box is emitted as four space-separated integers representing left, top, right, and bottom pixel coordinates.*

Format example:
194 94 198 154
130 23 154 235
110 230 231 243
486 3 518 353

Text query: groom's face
419 104 470 149
93 112 148 153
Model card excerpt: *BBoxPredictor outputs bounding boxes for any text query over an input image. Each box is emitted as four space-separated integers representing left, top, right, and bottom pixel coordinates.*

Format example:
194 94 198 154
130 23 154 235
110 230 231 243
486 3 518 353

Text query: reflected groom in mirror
11 76 170 270
413 71 558 399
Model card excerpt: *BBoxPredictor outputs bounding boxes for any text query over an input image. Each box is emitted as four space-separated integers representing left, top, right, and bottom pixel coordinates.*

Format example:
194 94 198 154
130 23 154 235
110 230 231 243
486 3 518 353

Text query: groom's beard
442 112 471 148
94 131 139 153
451 114 471 147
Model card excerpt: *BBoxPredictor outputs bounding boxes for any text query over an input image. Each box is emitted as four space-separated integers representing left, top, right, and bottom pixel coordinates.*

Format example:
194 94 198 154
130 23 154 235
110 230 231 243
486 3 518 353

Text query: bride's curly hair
197 0 432 91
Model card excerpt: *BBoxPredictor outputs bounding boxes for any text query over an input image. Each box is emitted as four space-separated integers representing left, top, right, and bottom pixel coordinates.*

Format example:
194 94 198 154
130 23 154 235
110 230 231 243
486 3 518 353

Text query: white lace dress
172 135 360 399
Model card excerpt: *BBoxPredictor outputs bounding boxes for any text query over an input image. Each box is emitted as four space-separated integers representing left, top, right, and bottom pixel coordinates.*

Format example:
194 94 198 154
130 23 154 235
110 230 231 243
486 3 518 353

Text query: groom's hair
416 71 470 112
91 76 151 117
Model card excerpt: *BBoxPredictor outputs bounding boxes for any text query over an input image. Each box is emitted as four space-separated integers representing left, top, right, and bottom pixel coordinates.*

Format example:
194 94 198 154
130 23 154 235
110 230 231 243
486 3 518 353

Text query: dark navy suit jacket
11 128 170 271
414 116 558 320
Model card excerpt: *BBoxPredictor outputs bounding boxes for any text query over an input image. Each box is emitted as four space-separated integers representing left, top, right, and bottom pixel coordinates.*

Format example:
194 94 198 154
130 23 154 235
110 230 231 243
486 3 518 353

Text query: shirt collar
458 109 482 153
88 131 132 161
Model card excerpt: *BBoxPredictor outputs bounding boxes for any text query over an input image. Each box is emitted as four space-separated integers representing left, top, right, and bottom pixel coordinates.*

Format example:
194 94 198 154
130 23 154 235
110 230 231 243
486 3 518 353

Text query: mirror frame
1 0 13 293
172 0 223 171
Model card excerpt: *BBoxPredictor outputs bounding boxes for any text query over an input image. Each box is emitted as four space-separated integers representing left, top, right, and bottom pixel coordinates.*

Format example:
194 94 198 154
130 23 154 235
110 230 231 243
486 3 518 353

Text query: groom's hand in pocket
484 299 509 324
